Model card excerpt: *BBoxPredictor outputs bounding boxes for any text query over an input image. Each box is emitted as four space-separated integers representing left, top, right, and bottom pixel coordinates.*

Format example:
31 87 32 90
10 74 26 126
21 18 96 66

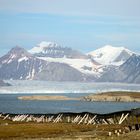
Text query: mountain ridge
0 42 139 83
88 45 134 66
0 46 91 81
29 41 88 59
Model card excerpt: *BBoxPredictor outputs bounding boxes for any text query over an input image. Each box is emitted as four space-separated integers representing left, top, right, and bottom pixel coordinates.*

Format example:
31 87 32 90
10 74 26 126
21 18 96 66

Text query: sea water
0 80 140 114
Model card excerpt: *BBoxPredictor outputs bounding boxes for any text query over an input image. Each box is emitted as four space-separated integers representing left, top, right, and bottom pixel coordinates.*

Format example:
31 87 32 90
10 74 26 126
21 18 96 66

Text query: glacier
0 80 140 94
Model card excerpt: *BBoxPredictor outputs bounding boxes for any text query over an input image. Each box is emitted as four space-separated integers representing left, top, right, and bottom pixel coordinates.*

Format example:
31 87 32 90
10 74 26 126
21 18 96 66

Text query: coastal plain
0 118 140 140
1 91 140 139
83 91 140 102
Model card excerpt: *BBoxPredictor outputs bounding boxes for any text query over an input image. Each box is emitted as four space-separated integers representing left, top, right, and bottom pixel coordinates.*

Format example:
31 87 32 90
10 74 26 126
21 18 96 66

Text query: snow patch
18 56 29 62
38 57 101 75
2 54 17 64
7 59 13 64
31 68 35 79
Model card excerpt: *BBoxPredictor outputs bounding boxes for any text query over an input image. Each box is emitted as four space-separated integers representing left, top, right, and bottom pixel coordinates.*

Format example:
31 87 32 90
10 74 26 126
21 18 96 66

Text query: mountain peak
5 46 31 61
29 41 60 54
88 45 133 65
8 46 27 55
98 45 128 51
38 41 59 48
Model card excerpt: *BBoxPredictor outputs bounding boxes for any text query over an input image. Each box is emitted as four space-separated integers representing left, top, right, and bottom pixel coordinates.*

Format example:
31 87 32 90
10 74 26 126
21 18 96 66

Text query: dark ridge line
1 108 140 117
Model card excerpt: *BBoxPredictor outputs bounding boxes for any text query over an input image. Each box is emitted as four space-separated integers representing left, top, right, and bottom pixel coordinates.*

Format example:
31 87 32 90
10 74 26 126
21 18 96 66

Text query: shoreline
82 91 140 102
18 91 140 102
18 95 79 100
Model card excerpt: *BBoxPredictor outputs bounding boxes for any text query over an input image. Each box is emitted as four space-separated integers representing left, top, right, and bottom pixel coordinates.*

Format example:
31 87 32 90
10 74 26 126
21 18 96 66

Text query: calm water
0 81 140 114
0 94 140 114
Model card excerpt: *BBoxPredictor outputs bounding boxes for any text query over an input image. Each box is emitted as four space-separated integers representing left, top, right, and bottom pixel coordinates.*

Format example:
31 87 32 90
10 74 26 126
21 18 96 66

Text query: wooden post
119 114 124 124
87 115 97 125
48 116 54 122
72 115 81 123
67 116 70 123
78 114 87 124
3 114 9 120
119 113 129 124
102 119 108 124
53 114 63 123
84 114 89 124
107 118 114 124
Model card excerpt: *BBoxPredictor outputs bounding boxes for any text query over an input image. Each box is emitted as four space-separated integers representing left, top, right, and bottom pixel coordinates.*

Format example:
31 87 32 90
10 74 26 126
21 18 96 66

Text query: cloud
0 0 140 17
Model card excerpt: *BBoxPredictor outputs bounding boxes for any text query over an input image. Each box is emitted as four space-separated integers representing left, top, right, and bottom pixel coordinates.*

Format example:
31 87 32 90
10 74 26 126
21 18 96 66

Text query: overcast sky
0 0 140 56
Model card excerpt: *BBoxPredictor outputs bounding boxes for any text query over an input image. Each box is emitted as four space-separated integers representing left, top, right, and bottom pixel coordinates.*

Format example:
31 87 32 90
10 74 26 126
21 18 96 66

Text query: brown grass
0 119 96 139
0 118 140 140
99 91 140 98
83 91 140 102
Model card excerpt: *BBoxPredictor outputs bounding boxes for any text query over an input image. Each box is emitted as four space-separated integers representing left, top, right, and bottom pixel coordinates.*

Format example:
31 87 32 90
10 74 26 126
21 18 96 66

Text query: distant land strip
82 91 140 102
18 95 79 100
18 91 140 102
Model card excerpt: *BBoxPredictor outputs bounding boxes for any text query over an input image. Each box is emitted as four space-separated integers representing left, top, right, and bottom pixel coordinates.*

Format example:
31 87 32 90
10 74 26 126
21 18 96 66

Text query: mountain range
0 41 139 83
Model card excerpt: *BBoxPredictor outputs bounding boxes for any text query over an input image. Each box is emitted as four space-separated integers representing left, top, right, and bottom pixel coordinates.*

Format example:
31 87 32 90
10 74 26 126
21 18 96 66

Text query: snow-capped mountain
34 62 94 82
29 41 60 54
28 41 101 76
88 45 133 66
119 54 140 83
0 46 48 80
38 57 101 76
29 41 87 59
0 42 140 83
0 46 93 81
97 54 140 83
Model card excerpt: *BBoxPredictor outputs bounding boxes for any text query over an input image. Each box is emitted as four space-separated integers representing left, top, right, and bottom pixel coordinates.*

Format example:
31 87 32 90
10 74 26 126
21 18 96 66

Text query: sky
0 0 140 56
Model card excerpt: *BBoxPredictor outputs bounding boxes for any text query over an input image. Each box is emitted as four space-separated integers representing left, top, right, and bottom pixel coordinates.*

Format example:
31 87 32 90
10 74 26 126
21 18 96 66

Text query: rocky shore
83 91 140 102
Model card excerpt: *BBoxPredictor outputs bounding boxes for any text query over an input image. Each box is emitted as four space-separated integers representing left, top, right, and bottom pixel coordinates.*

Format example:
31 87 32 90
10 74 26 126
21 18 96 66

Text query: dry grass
83 91 140 102
0 117 140 140
1 117 138 140
99 91 140 98
0 119 96 139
